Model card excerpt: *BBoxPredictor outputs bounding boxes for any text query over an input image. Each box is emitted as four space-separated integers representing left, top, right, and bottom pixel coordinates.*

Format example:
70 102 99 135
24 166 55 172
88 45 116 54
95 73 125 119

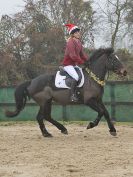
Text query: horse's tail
5 81 31 118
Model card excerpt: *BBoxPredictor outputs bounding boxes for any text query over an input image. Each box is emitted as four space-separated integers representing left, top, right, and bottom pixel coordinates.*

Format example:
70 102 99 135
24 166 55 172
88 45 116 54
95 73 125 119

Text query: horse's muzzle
120 68 127 76
115 68 127 76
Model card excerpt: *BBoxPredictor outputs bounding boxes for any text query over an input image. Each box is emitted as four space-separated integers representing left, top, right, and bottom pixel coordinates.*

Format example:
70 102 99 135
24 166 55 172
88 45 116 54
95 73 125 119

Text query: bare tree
0 0 95 84
94 0 129 48
125 0 133 38
38 0 94 47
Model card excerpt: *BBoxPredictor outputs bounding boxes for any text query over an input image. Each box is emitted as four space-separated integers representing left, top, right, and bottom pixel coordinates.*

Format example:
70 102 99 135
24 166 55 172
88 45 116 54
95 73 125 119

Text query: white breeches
63 65 80 81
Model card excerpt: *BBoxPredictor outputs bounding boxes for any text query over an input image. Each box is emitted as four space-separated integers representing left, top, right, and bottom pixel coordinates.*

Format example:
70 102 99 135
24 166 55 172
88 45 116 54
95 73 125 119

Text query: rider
62 23 88 102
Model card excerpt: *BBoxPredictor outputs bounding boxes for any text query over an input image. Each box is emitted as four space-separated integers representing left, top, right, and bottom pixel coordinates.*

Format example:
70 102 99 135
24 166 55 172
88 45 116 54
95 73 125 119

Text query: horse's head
85 48 127 76
105 48 127 76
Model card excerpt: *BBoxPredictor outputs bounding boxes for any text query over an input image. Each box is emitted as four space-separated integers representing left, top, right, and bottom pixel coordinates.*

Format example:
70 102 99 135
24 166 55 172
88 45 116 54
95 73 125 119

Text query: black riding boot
70 79 78 102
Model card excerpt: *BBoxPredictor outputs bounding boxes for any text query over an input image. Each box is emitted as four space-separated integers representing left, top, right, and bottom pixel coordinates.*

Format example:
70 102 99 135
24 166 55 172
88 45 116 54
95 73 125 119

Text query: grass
0 120 36 126
114 121 133 126
0 120 133 126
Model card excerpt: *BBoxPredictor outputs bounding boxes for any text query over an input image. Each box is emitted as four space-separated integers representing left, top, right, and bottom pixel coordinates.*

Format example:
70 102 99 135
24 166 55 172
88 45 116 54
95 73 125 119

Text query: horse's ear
106 48 114 55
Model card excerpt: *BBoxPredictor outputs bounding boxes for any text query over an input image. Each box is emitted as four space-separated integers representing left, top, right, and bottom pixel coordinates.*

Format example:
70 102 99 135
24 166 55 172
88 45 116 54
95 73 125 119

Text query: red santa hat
64 23 80 35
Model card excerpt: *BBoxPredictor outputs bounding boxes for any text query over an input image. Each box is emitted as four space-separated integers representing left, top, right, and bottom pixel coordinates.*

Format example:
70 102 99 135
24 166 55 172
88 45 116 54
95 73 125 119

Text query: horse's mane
89 47 114 62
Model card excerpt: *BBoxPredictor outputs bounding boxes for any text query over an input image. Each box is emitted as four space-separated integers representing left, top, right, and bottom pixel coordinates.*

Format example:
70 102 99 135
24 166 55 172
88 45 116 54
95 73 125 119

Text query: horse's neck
90 56 107 80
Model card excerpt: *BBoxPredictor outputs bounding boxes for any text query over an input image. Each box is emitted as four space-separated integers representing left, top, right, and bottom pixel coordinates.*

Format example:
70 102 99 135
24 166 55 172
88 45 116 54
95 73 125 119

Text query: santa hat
64 23 80 35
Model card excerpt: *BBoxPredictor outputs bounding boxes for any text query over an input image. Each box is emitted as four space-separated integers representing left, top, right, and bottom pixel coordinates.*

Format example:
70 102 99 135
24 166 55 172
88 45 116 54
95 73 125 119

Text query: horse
5 48 127 137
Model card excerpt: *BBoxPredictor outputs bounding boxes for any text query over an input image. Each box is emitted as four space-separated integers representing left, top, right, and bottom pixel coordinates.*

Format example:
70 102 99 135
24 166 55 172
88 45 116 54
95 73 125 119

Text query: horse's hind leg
48 118 68 134
36 108 52 137
44 99 68 135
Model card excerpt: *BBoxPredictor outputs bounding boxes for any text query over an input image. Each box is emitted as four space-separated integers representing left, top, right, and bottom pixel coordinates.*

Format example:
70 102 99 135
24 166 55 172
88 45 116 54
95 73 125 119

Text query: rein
85 68 105 87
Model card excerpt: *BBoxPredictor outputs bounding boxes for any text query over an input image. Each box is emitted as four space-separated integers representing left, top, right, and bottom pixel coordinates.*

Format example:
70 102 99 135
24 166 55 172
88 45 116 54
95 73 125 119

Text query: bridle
106 53 116 71
85 53 118 87
105 53 115 81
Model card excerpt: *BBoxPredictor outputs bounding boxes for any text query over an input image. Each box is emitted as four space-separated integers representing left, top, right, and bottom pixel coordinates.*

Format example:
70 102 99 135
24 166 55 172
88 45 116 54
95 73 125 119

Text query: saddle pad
55 68 84 88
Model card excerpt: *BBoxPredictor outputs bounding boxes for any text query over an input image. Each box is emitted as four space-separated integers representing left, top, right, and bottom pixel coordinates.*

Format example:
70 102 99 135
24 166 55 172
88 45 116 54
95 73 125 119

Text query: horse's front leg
87 113 102 129
99 101 116 136
85 98 104 129
85 98 116 136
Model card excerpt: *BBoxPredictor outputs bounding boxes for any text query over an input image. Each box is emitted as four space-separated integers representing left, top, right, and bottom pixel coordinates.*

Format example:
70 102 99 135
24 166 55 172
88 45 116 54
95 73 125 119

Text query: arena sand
0 121 133 177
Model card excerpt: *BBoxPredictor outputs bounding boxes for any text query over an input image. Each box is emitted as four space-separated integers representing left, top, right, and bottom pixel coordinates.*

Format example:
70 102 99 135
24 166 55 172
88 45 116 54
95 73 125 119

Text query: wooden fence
0 81 133 121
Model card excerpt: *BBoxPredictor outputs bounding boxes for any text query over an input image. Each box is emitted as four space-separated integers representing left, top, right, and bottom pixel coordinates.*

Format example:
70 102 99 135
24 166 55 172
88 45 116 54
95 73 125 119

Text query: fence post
62 105 68 121
110 82 116 121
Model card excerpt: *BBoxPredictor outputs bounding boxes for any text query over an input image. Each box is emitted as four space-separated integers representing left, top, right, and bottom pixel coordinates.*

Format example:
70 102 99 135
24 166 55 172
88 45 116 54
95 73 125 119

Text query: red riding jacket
62 38 88 66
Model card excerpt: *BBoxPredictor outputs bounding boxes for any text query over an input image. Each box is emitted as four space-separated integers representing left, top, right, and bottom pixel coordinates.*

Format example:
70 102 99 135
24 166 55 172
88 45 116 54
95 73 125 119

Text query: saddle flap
55 67 84 89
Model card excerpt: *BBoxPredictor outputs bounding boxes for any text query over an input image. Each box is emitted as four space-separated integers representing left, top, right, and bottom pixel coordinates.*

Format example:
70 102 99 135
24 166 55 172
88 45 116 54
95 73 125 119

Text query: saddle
55 66 84 89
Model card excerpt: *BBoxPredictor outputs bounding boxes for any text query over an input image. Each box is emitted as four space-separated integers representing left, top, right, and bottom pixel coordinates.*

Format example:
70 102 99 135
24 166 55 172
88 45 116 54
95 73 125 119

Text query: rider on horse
62 23 88 102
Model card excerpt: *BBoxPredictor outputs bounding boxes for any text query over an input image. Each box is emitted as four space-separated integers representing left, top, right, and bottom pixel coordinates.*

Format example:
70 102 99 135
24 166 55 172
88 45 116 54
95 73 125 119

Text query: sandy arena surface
0 121 133 177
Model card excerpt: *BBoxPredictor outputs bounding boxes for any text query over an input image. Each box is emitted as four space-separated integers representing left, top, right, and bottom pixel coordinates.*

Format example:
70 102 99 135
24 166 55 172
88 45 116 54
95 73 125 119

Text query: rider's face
73 31 81 39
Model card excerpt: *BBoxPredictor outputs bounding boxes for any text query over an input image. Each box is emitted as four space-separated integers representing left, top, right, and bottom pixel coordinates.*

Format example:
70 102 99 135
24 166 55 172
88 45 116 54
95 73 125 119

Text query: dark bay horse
5 48 127 137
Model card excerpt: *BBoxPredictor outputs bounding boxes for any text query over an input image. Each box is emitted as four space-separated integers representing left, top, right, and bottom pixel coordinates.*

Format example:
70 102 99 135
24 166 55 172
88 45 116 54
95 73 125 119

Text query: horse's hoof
87 124 91 129
61 129 68 135
87 122 94 129
43 133 53 137
110 131 117 136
